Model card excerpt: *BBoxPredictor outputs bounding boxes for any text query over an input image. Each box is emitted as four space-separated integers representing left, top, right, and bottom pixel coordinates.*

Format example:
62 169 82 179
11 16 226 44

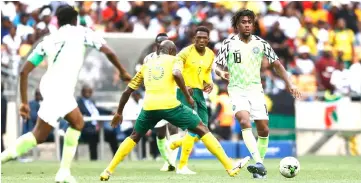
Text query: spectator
77 85 118 161
330 18 355 69
78 7 94 28
23 89 43 134
330 61 351 96
304 2 328 24
265 21 288 60
36 7 57 34
1 16 13 42
2 26 21 76
316 20 330 53
336 1 359 33
295 17 318 57
210 88 233 140
349 49 361 100
1 82 7 152
279 6 301 39
102 1 125 29
16 13 34 42
295 46 315 75
315 46 337 91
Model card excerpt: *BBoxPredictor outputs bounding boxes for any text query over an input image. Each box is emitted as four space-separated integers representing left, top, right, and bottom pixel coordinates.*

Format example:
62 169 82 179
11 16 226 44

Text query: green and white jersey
214 34 279 92
27 25 105 96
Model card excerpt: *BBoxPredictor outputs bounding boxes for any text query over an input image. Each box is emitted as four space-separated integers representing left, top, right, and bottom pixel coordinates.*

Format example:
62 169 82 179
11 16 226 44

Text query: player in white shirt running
141 33 180 172
214 9 301 179
0 5 131 183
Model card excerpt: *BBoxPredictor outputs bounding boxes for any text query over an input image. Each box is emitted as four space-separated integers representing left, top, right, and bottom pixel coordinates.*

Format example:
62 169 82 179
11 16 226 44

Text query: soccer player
214 10 301 178
168 26 214 174
142 33 180 172
0 5 131 182
99 40 250 181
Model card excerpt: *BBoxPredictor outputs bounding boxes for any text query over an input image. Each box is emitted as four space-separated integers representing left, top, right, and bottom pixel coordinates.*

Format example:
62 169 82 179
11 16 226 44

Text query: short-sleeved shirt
214 34 278 92
177 44 214 89
27 25 105 97
128 54 183 110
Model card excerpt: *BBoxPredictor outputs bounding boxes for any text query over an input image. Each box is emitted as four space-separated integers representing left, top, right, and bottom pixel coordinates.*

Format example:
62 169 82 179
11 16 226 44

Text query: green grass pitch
2 156 361 183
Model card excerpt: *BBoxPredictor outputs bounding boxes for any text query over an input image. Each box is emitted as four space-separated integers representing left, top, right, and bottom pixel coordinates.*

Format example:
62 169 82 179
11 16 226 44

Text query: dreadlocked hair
231 9 255 30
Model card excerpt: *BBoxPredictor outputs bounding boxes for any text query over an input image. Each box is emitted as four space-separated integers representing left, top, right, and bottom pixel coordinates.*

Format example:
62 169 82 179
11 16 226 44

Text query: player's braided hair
231 9 255 30
56 5 78 27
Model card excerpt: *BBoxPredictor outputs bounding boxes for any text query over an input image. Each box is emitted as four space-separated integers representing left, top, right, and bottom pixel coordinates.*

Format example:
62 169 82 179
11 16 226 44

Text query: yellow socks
106 137 136 173
178 133 195 169
201 132 233 170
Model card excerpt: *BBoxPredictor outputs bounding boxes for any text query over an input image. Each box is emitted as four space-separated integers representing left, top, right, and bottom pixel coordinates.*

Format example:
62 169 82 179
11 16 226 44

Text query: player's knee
32 132 47 144
192 122 209 137
257 127 269 137
70 121 84 131
238 118 251 128
156 126 166 139
168 124 178 135
129 131 142 143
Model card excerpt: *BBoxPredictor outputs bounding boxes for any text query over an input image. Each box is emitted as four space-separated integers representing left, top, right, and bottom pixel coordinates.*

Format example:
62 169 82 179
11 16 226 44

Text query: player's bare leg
155 124 175 171
188 122 250 177
1 117 53 163
55 107 84 183
236 111 266 177
250 119 269 178
100 130 143 181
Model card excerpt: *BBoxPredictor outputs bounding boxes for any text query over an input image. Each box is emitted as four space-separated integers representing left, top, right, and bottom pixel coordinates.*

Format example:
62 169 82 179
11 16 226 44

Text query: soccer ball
279 157 300 178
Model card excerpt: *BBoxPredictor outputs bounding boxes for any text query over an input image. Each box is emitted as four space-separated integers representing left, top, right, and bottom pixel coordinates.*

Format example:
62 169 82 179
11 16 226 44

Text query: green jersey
214 34 279 92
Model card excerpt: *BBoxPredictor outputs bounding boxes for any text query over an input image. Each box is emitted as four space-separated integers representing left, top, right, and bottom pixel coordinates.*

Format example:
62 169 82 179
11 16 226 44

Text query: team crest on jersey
151 66 164 80
253 47 260 54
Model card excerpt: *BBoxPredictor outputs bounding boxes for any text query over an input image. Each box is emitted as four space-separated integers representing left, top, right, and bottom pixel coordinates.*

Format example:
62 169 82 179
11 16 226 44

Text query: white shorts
154 120 168 128
38 95 78 127
229 91 269 120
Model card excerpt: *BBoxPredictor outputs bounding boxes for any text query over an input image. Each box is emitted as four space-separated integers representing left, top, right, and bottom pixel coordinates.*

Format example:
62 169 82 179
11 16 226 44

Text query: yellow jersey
177 44 214 89
329 29 355 62
128 54 183 110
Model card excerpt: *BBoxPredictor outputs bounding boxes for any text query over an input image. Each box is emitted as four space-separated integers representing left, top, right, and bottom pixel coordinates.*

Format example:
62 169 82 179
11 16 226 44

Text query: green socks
258 136 269 161
156 137 169 163
1 132 37 163
242 128 262 163
60 127 81 169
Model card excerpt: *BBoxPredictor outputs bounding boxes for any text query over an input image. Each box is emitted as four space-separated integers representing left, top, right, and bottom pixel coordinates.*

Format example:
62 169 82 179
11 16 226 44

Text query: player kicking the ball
99 40 250 181
141 33 180 172
214 9 301 179
0 5 131 183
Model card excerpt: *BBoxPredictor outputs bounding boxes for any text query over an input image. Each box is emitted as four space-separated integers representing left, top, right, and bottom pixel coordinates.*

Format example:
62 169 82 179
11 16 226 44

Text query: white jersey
214 34 278 92
27 25 105 97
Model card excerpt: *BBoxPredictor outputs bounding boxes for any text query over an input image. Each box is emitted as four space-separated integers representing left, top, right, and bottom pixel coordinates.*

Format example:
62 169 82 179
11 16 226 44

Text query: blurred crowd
2 1 361 99
1 1 361 158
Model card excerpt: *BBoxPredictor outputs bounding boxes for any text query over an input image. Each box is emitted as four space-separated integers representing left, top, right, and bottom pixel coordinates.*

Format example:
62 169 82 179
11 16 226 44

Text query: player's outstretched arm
99 45 132 82
112 70 143 127
19 62 36 119
272 60 301 99
173 69 195 108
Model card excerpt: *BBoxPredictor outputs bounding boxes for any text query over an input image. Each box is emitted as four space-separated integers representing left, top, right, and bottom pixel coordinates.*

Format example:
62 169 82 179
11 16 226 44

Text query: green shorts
134 104 201 135
177 88 208 125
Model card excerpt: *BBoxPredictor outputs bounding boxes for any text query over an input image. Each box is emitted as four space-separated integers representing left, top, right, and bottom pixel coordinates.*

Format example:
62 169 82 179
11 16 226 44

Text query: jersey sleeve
214 39 230 68
173 58 184 72
27 40 46 66
176 46 191 64
262 40 279 64
128 69 143 90
84 28 106 50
